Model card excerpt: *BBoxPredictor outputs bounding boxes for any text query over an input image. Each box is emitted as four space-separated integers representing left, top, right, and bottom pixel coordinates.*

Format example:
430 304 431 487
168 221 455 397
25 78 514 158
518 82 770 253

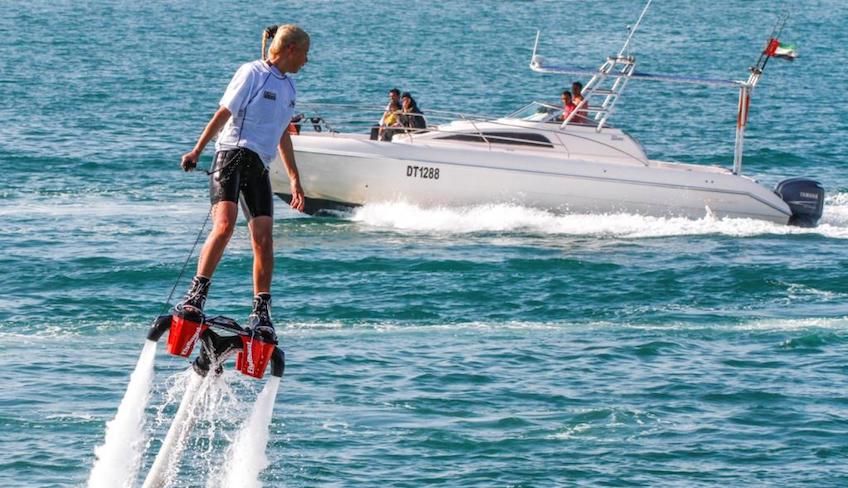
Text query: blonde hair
266 24 310 59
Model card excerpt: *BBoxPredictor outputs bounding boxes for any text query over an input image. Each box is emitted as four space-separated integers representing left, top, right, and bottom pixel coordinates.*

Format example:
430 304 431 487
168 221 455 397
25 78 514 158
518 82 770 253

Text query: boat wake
350 192 848 239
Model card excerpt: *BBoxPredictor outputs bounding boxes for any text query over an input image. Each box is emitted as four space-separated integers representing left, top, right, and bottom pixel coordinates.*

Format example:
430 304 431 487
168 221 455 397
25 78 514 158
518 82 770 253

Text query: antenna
532 30 540 62
618 0 653 57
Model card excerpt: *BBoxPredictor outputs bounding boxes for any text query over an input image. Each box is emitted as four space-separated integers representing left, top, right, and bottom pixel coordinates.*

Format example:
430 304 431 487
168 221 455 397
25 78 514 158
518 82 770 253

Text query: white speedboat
270 2 824 226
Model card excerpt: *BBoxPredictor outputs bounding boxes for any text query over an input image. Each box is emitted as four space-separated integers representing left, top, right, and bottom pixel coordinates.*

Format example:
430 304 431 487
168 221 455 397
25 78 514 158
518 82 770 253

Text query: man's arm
279 130 305 212
180 106 233 171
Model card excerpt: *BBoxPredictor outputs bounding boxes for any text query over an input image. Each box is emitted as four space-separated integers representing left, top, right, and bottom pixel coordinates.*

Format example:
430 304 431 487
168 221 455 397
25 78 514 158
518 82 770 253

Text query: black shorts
210 148 273 219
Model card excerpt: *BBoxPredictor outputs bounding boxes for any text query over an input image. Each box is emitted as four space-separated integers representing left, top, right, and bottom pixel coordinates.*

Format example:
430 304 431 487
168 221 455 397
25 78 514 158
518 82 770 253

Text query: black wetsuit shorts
209 148 273 219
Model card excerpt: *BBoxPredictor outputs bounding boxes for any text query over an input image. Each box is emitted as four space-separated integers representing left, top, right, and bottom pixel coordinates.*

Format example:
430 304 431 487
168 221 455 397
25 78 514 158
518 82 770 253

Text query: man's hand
181 150 200 171
289 180 305 212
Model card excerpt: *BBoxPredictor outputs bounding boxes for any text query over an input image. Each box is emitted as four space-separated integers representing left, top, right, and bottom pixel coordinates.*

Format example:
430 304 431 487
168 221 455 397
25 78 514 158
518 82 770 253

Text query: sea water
1 0 847 486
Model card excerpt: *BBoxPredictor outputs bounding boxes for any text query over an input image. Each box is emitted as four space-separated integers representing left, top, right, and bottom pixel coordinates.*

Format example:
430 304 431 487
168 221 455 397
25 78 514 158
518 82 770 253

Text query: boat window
506 102 560 122
436 132 554 148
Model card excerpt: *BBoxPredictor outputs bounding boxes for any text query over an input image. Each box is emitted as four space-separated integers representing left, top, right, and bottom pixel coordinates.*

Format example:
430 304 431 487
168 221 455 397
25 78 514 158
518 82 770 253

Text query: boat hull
271 134 792 224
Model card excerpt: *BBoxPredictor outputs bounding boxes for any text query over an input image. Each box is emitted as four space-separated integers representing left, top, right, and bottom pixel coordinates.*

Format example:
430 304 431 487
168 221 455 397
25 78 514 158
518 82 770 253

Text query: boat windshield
505 102 562 122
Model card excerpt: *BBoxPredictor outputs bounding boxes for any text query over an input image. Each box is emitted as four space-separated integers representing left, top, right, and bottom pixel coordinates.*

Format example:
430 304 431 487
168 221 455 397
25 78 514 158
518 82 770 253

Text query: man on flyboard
178 24 309 341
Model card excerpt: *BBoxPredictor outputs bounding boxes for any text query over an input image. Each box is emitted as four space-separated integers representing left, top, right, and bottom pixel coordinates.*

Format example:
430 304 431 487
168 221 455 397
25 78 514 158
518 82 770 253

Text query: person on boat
378 99 402 141
371 88 401 140
399 92 426 131
571 81 590 125
177 24 310 339
558 90 576 121
379 88 401 126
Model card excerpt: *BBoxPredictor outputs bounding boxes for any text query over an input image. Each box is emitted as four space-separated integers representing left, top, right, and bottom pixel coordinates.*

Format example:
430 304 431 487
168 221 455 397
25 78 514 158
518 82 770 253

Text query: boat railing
295 102 493 132
529 0 790 176
294 103 555 150
293 102 649 165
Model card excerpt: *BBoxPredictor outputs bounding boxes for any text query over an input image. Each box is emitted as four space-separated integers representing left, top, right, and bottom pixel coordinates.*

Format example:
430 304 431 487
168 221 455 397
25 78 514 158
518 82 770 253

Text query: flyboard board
141 304 284 488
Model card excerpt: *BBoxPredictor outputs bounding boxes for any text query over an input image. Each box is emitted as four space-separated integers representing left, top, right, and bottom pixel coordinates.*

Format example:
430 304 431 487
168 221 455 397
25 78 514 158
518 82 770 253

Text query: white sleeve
219 64 255 115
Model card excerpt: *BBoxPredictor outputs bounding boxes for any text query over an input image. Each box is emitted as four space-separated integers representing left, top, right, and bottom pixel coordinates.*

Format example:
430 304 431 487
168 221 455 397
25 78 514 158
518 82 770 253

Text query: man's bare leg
179 201 238 313
197 201 239 278
247 215 274 294
247 215 275 338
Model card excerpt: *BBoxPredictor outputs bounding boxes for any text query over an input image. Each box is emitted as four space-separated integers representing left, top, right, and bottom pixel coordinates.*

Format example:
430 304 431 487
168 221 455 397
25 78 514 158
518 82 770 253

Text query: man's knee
211 203 238 238
212 220 236 240
249 217 274 250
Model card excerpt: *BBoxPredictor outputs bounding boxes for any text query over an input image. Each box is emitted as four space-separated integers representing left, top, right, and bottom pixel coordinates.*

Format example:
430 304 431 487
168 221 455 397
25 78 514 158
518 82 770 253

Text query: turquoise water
2 0 848 486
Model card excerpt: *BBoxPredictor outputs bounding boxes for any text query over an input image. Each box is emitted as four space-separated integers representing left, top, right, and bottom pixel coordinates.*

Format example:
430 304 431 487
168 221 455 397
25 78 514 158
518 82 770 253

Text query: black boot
178 276 210 314
248 292 277 343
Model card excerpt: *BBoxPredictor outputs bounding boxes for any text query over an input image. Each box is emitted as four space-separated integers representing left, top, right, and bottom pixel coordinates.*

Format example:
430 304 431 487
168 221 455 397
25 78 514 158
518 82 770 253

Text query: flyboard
87 299 284 488
138 305 284 488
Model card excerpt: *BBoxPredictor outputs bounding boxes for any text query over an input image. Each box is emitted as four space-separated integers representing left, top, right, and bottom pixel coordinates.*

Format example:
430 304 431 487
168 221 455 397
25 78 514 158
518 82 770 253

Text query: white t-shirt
215 60 297 167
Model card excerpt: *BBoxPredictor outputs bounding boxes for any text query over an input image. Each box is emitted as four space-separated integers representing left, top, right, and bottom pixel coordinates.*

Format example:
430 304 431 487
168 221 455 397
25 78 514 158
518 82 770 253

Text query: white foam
281 317 848 337
349 194 848 239
216 376 281 488
548 422 593 440
88 340 157 488
724 316 848 332
822 191 848 227
0 193 205 219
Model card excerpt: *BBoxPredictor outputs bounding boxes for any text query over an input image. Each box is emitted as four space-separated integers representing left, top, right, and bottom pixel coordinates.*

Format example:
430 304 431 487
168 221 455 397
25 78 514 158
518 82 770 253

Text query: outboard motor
774 177 825 227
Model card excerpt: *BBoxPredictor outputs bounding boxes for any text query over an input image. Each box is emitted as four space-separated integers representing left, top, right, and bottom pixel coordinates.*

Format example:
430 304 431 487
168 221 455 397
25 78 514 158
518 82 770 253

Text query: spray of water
142 371 207 488
87 340 158 488
194 372 242 483
217 376 281 488
349 194 848 239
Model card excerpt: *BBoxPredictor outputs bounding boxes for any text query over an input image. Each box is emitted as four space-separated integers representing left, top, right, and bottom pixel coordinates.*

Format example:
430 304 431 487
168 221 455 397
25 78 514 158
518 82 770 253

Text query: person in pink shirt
559 90 576 121
571 81 590 125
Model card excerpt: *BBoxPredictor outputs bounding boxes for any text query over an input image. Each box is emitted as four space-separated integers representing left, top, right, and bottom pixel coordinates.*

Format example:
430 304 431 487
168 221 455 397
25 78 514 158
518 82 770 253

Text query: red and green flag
764 38 798 60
